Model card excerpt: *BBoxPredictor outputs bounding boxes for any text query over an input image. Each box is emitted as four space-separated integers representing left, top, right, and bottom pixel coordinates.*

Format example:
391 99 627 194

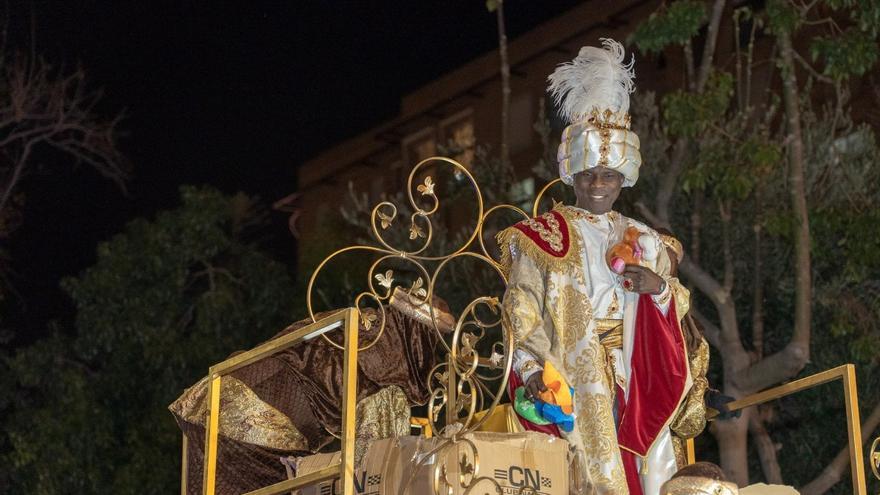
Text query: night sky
4 1 584 343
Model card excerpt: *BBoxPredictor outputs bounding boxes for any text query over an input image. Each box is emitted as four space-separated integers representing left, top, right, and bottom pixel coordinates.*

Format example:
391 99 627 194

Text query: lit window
403 127 437 165
448 119 475 168
441 110 475 169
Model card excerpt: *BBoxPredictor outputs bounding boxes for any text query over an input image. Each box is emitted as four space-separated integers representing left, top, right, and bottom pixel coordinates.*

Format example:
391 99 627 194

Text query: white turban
557 120 642 187
548 39 642 187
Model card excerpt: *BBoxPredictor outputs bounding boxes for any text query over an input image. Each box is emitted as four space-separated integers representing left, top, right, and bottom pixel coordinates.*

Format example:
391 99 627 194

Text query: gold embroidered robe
498 205 703 494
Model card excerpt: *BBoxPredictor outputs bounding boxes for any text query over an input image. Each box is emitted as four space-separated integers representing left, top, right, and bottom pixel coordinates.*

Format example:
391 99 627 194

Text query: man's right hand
525 372 548 400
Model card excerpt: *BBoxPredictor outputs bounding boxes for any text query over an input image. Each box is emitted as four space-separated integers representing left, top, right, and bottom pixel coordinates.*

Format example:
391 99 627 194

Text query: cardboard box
290 431 569 495
288 452 377 495
368 431 569 495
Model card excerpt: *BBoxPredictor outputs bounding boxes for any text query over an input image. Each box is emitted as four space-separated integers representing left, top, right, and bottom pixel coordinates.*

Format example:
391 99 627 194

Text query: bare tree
487 0 514 186
0 52 128 239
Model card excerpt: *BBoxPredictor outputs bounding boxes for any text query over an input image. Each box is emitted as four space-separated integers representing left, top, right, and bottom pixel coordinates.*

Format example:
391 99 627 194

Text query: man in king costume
498 39 707 494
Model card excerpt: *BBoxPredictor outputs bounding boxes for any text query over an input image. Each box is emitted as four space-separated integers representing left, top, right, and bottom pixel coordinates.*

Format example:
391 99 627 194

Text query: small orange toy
606 226 643 274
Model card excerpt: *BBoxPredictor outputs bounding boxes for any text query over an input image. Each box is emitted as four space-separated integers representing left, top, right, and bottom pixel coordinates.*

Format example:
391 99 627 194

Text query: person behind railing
498 39 707 495
169 288 454 495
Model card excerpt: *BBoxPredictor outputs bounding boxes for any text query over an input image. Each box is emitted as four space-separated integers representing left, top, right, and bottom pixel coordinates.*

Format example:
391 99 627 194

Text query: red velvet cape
616 294 688 495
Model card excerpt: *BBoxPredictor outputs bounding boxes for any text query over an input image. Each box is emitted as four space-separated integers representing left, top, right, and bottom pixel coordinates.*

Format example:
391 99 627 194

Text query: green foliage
631 0 707 54
683 136 782 199
765 0 801 35
826 0 880 37
662 71 734 137
811 28 880 80
2 186 297 494
633 1 880 486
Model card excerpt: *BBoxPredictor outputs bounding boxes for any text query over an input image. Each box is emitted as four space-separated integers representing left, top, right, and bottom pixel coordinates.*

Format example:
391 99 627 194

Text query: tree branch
792 49 834 85
690 305 721 349
749 410 784 484
752 221 765 359
495 0 512 180
0 53 128 221
679 257 731 309
652 0 726 228
654 140 688 228
778 30 813 354
730 342 809 392
720 200 734 293
684 41 696 91
696 0 727 92
0 138 37 213
800 400 880 495
691 192 704 266
634 200 661 226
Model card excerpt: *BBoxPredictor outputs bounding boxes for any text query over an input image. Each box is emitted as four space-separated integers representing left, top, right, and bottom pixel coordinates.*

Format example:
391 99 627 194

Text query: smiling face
573 167 624 214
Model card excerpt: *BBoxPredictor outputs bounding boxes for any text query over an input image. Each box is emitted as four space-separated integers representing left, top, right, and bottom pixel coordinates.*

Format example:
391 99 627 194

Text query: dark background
4 1 583 344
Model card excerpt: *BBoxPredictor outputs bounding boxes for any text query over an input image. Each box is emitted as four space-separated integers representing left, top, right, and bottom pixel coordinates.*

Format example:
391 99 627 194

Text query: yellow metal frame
686 364 867 494
181 434 188 495
195 308 359 495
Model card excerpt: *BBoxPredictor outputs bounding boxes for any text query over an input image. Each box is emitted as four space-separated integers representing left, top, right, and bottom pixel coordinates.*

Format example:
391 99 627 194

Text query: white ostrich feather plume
547 38 635 123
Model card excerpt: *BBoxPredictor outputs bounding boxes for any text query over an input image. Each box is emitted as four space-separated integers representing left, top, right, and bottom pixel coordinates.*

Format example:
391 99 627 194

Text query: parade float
178 157 878 495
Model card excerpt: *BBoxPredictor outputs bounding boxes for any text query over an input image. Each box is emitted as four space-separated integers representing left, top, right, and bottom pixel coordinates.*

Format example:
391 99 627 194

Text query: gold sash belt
596 318 623 351
596 319 624 391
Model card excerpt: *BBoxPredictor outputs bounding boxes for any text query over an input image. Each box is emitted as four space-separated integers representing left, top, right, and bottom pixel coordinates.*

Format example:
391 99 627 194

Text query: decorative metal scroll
871 436 880 481
305 157 560 495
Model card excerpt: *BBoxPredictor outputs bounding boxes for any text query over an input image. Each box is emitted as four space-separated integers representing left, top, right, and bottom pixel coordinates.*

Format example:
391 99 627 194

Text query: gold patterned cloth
671 337 710 467
660 476 739 495
170 304 444 495
498 205 705 495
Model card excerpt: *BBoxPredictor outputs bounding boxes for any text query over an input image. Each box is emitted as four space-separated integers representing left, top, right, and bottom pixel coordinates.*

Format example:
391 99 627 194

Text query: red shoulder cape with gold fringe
510 210 571 258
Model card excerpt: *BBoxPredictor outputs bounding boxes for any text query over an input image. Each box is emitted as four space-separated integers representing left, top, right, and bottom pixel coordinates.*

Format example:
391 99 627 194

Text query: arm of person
622 236 690 317
622 264 673 315
503 245 553 399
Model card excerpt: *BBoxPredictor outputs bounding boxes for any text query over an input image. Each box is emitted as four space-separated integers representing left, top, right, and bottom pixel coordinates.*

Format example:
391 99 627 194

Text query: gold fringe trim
495 218 579 279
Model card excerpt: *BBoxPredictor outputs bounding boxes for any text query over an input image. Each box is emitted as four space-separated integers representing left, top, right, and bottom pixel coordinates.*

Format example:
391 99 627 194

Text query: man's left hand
622 265 665 295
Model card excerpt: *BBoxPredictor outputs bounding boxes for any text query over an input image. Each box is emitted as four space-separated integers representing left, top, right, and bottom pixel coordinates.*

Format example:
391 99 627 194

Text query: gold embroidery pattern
588 462 629 495
505 286 542 345
559 285 591 351
671 338 710 439
597 127 613 168
577 393 617 460
571 342 604 386
563 206 620 225
523 212 564 253
660 234 684 262
577 392 629 493
660 476 739 495
352 385 410 464
170 375 308 452
607 290 620 317
496 210 581 278
571 210 600 224
545 276 566 352
670 277 691 318
672 435 687 469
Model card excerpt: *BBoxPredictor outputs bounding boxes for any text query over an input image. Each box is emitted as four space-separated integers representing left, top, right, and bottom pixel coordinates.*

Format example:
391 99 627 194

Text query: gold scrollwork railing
191 156 563 495
303 157 563 494
870 435 879 482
